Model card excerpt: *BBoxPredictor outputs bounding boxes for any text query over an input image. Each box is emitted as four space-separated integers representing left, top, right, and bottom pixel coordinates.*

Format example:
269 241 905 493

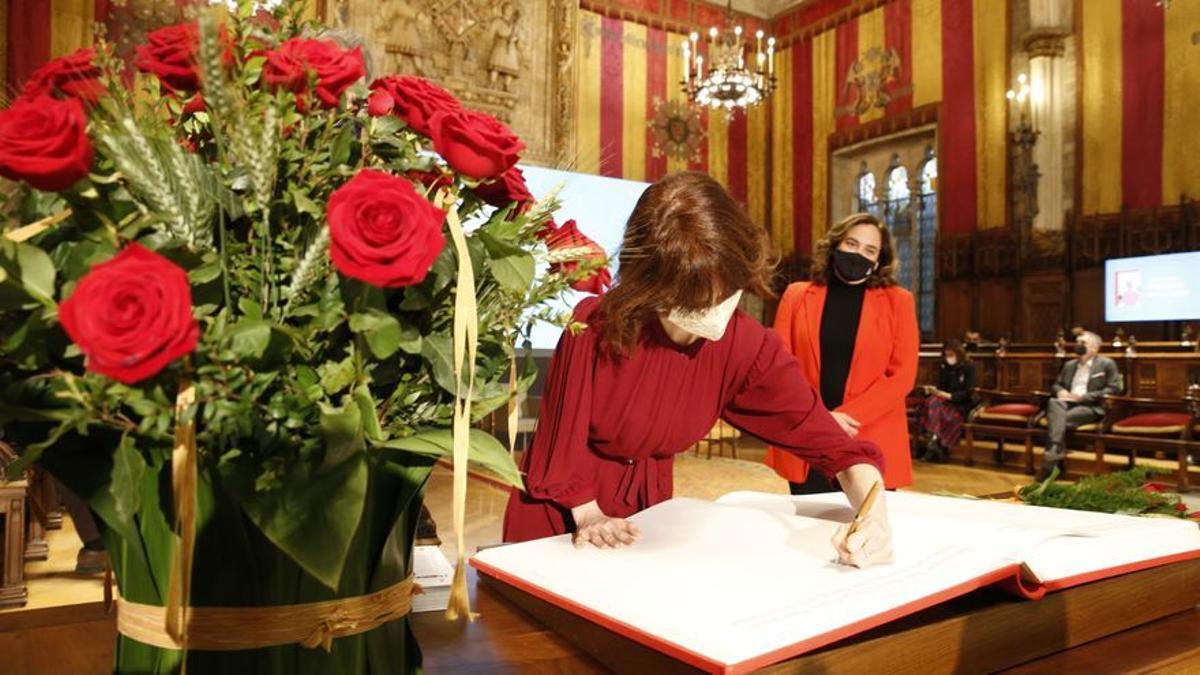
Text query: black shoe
919 437 939 462
1036 461 1060 483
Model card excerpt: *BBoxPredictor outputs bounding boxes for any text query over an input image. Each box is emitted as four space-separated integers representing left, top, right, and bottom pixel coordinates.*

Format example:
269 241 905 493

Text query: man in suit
1039 331 1123 481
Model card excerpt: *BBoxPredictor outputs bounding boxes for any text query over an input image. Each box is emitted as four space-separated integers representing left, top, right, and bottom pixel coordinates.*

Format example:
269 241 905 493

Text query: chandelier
681 1 776 114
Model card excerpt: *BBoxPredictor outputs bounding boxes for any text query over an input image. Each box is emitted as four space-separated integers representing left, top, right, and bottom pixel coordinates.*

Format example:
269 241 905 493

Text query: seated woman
502 172 893 569
918 339 976 462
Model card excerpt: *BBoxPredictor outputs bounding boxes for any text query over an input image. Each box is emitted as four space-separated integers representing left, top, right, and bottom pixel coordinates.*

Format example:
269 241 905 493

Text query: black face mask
832 249 876 282
1073 343 1088 356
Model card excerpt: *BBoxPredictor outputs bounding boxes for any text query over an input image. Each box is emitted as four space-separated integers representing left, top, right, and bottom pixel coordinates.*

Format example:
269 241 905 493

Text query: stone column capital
1024 29 1069 59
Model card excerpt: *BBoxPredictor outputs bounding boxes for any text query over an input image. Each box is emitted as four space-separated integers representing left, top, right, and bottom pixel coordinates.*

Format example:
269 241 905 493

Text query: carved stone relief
333 0 576 165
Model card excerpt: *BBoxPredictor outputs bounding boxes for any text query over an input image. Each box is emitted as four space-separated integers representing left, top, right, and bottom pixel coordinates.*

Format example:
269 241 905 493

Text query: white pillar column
1025 0 1072 231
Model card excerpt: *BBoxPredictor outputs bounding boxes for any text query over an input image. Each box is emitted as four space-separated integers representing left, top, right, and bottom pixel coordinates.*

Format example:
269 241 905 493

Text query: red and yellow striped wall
770 0 1008 259
1080 0 1200 215
575 10 771 234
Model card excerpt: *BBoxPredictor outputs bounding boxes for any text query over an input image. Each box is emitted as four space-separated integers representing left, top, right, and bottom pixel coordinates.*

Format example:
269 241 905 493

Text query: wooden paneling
1071 267 1107 338
936 280 973 343
915 350 1200 399
1019 273 1069 343
978 280 1017 344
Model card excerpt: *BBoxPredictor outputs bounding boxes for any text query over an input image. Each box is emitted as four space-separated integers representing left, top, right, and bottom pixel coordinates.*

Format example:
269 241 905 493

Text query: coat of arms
648 98 706 164
837 46 908 117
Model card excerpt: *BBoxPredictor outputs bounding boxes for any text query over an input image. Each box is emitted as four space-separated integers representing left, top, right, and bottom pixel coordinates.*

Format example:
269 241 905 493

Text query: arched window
916 145 938 339
920 153 938 195
859 162 878 213
882 155 914 289
887 164 910 202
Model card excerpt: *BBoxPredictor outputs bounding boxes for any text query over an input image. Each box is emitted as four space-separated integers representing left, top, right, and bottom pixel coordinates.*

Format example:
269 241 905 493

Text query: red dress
502 297 886 543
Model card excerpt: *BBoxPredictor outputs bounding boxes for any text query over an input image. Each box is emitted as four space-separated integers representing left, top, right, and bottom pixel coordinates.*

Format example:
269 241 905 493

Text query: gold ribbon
166 380 198 659
507 356 518 455
116 574 417 652
3 209 73 242
437 188 478 622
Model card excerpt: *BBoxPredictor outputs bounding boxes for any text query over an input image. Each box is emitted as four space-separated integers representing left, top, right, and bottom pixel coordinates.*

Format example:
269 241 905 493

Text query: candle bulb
756 30 763 61
709 27 717 46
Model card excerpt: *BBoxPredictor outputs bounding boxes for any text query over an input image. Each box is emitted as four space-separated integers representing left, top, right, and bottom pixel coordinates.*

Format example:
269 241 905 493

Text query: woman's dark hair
943 338 969 364
597 171 775 355
809 212 899 288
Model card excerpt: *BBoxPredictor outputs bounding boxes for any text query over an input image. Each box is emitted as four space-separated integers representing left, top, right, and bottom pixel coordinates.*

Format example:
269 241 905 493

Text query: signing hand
831 411 862 438
833 464 895 569
831 497 895 568
570 501 640 549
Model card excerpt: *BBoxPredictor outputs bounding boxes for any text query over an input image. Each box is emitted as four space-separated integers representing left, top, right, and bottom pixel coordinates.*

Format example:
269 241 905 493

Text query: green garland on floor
1018 468 1191 518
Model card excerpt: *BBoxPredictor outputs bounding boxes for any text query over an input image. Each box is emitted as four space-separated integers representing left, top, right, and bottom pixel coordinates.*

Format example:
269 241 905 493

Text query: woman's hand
831 411 862 437
570 500 640 549
935 389 952 400
833 464 895 568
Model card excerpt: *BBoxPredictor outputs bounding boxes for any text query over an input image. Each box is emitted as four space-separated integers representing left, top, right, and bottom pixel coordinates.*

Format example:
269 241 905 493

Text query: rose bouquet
0 2 607 673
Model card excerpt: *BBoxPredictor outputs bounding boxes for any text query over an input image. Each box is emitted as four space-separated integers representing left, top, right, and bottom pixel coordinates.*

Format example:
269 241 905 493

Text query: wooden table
412 561 1200 673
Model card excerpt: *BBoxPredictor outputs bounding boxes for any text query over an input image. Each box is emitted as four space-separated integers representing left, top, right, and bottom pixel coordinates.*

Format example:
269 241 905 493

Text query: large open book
471 491 1200 674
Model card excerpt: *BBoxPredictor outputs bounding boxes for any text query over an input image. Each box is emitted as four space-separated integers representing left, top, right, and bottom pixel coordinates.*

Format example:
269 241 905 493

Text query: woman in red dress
502 172 893 568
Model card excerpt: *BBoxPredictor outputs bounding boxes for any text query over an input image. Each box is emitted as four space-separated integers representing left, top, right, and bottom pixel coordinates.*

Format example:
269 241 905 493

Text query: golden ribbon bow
437 188 479 622
166 379 198 665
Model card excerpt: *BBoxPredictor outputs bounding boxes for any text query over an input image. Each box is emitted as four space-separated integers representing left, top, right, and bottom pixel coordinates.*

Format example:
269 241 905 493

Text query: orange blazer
765 281 919 488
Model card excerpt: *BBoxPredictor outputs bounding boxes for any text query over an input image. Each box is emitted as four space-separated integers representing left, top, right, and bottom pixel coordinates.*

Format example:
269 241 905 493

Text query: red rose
0 96 93 192
367 75 461 136
136 23 202 93
475 166 533 214
546 220 611 295
181 94 207 118
262 39 365 110
428 108 524 180
20 48 104 104
58 244 200 384
327 170 446 288
367 90 394 117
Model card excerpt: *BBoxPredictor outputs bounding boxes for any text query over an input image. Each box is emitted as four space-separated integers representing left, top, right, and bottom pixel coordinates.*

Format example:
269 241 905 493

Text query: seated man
1039 331 1122 480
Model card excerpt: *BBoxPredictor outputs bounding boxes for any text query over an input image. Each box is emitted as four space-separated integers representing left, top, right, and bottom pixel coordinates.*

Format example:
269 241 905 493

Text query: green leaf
229 320 271 360
188 260 222 284
370 116 403 138
0 240 56 305
320 355 357 395
331 121 356 166
319 399 364 468
421 332 457 394
348 310 410 360
480 231 535 291
353 384 384 442
239 455 368 591
290 187 323 218
109 435 146 528
372 428 523 489
238 297 263 320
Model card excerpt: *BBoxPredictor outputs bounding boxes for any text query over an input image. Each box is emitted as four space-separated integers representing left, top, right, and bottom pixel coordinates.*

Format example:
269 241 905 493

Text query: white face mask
665 291 743 341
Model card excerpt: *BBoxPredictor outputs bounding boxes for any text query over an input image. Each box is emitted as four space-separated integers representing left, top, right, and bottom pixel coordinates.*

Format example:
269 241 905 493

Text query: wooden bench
0 478 29 607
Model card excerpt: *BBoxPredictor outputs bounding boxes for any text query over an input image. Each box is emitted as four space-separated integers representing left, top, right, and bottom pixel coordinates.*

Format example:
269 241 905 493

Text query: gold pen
842 481 882 548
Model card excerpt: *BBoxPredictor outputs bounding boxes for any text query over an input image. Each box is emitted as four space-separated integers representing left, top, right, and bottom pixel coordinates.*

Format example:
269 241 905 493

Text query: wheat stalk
284 224 330 309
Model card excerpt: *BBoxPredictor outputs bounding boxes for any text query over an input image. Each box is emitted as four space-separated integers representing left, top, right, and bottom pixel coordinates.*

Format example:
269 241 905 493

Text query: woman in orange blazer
766 213 919 492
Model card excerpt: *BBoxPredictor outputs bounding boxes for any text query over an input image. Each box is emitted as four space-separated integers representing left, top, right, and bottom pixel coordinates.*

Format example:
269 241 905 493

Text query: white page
718 491 1200 585
414 545 455 587
473 498 1013 670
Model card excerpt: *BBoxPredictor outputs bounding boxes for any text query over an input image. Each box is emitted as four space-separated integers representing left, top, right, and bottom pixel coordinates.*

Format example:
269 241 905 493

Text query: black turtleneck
818 276 867 409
